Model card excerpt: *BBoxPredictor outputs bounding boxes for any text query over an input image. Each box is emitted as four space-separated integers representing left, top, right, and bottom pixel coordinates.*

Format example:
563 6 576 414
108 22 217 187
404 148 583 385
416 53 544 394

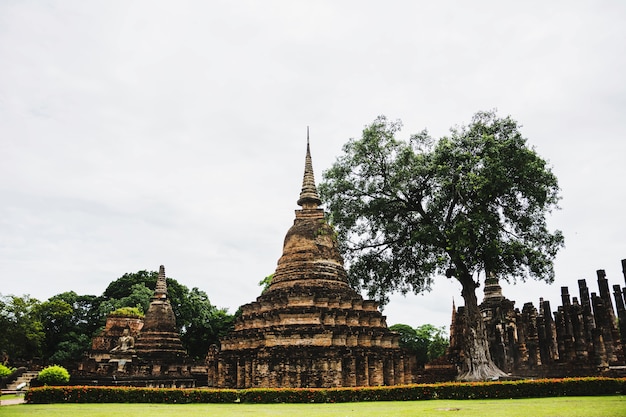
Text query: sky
1 1 625 331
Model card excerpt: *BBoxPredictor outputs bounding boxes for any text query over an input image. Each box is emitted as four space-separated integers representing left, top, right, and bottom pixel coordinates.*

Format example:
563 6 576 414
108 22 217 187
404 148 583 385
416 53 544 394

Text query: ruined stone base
213 345 412 388
70 375 199 388
74 358 208 388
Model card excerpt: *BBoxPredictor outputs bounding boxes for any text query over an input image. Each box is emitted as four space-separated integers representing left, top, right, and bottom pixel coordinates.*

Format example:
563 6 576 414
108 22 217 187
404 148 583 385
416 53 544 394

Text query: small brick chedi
209 142 410 388
133 265 187 362
78 266 196 386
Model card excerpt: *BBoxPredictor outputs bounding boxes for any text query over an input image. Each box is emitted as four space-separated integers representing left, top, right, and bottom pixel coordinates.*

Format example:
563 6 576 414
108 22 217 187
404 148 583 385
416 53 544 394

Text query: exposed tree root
457 321 508 381
457 361 508 381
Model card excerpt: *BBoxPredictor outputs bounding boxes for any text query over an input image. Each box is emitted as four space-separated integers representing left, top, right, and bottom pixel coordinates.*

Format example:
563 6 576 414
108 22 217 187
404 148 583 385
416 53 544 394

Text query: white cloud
1 1 625 329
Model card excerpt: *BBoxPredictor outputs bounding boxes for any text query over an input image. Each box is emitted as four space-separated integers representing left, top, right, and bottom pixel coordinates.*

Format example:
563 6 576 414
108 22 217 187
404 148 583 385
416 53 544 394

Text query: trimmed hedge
26 377 626 404
238 378 626 403
26 386 238 404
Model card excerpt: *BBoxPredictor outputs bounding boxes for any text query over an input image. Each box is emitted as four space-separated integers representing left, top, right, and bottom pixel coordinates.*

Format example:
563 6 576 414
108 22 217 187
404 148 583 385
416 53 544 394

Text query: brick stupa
211 140 411 388
134 265 187 360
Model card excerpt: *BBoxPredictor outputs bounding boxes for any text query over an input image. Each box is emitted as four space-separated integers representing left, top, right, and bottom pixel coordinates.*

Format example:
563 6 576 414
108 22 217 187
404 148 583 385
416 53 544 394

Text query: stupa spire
483 272 503 301
154 265 168 298
297 128 322 209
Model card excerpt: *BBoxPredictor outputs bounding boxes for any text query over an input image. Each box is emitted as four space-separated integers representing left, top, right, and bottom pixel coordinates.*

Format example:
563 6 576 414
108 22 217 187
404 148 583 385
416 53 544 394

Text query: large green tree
38 292 103 364
177 287 235 360
320 111 564 380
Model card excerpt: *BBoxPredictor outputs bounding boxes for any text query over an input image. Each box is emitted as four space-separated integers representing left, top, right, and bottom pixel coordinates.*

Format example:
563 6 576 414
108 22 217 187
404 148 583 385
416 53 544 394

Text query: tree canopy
101 270 235 360
0 292 105 365
320 111 564 380
0 294 44 362
389 323 449 365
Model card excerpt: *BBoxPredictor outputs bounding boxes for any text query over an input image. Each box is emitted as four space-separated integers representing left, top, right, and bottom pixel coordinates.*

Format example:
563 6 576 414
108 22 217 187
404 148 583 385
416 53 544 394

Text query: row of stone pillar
532 269 625 370
474 260 626 376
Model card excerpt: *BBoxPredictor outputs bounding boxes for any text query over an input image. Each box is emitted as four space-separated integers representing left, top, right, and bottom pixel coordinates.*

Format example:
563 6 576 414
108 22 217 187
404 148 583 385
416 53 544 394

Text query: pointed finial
449 297 458 347
297 129 322 209
155 265 168 298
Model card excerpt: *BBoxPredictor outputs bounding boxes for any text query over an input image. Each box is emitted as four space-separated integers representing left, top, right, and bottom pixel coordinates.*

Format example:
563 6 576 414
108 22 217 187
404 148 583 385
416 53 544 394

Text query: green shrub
0 363 15 378
37 365 70 386
109 306 144 318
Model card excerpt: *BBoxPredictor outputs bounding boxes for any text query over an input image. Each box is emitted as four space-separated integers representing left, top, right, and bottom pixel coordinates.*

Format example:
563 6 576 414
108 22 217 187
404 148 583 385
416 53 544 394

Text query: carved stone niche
89 315 143 362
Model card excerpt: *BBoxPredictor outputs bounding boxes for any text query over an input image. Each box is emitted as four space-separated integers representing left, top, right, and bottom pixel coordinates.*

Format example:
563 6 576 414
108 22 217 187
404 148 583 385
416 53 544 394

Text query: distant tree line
389 323 449 365
0 270 236 366
0 270 451 369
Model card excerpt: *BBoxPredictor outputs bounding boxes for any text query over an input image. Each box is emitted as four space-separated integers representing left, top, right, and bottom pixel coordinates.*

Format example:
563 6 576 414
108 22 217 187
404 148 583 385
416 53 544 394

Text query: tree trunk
456 274 507 381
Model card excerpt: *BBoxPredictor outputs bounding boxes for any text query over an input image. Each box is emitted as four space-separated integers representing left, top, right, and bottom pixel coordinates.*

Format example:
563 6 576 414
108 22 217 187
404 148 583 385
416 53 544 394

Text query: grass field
1 396 624 417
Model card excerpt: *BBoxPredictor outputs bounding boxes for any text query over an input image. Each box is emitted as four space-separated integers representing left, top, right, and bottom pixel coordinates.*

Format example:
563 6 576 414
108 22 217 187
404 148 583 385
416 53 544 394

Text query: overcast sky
1 1 625 330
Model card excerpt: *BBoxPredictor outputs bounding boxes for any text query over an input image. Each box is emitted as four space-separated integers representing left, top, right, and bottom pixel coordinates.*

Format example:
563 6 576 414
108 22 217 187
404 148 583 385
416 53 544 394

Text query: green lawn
1 397 624 417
